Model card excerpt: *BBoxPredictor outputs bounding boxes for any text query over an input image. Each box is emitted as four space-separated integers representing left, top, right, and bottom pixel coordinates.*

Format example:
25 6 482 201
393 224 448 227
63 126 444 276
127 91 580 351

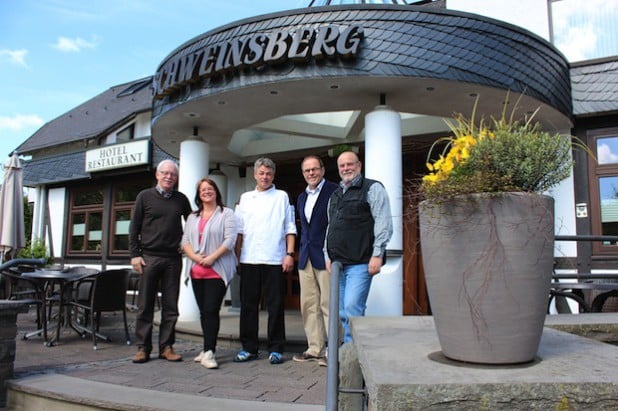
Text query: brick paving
12 305 327 406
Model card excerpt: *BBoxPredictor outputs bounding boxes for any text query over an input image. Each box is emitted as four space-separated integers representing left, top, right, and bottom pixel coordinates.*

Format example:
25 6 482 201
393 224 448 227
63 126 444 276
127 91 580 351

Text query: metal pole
326 261 342 411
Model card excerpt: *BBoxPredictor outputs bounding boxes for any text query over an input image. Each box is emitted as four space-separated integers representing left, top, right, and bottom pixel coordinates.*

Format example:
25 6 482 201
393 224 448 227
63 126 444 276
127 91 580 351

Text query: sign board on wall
154 24 364 98
85 139 150 173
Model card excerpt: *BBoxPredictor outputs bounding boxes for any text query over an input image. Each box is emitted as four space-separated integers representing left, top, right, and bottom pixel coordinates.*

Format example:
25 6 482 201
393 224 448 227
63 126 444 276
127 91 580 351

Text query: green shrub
16 239 52 264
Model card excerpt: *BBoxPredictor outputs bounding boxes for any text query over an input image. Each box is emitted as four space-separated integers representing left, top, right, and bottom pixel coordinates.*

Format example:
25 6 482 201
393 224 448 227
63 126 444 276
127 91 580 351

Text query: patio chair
127 270 139 310
69 268 131 350
0 265 45 337
45 266 99 327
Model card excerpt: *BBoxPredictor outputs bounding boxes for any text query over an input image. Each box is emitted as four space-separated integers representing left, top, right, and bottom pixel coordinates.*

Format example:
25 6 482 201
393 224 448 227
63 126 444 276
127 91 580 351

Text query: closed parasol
0 152 26 262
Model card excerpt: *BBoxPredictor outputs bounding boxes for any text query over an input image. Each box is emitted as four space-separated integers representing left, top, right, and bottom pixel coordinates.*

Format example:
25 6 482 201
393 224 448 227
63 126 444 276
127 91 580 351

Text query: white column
177 136 209 322
364 105 403 316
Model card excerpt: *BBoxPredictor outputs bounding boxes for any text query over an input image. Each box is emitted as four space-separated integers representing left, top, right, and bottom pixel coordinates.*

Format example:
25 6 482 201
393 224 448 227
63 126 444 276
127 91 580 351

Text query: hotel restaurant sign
85 139 150 173
154 24 364 98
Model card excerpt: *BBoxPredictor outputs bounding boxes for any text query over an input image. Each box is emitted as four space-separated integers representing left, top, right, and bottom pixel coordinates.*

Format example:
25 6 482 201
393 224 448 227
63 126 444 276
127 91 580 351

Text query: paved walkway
12 305 326 408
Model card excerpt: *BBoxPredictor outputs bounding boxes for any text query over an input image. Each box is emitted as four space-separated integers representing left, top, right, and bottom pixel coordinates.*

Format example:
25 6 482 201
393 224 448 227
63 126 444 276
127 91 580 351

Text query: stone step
7 374 323 411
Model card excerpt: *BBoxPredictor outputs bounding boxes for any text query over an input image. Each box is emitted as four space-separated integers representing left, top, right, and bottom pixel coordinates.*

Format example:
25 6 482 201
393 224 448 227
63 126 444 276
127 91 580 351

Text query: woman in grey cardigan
181 177 238 369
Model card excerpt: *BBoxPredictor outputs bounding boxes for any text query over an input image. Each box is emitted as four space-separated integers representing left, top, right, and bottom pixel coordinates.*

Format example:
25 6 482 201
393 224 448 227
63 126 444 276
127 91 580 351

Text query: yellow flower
420 93 580 200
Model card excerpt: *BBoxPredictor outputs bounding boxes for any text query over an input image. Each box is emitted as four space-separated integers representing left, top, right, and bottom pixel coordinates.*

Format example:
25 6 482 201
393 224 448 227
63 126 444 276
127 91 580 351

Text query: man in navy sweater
129 159 191 364
293 155 337 366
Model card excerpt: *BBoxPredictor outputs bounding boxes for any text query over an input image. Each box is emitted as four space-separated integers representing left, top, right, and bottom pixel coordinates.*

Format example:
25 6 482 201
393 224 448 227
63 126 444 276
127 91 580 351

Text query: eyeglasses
158 171 178 177
303 167 323 174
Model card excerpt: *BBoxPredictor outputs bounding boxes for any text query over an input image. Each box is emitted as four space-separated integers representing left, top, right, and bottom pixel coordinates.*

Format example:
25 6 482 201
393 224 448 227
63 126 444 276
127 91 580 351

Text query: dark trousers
191 277 227 353
239 263 286 353
135 254 181 353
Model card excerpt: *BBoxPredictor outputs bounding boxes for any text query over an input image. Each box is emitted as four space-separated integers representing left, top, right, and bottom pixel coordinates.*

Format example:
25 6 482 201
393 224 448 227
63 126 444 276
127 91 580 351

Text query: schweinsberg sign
154 24 364 98
86 139 150 173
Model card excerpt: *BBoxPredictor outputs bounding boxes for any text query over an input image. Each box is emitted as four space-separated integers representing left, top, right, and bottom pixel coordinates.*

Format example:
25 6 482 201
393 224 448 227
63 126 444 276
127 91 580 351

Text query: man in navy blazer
293 155 338 366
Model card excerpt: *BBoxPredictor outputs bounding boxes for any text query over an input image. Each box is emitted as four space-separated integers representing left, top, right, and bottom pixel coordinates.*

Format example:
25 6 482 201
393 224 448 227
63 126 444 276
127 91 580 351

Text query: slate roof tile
16 77 153 154
571 58 618 115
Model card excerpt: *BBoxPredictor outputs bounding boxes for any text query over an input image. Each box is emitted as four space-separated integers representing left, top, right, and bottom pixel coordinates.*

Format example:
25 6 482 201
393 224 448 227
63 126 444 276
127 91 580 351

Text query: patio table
21 268 98 346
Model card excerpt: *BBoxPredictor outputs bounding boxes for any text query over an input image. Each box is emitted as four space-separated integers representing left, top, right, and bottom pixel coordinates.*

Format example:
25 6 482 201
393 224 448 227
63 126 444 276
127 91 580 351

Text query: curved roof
151 4 572 164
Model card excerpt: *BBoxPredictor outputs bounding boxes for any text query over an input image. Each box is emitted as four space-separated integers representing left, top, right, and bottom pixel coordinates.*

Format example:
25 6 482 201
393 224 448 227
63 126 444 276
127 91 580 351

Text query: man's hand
368 256 383 275
282 255 294 272
131 256 146 275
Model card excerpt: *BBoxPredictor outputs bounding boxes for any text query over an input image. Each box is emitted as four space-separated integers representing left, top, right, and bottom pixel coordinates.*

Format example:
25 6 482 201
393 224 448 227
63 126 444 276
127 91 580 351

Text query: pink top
190 216 221 280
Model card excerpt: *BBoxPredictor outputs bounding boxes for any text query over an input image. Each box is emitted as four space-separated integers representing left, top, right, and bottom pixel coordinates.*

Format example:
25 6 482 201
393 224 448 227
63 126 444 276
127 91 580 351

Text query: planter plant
418 97 584 364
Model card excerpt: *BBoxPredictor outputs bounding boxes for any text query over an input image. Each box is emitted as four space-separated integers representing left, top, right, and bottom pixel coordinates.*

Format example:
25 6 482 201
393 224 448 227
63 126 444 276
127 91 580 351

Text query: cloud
554 26 597 62
52 36 99 52
0 114 45 132
597 143 618 165
0 49 29 68
552 0 618 62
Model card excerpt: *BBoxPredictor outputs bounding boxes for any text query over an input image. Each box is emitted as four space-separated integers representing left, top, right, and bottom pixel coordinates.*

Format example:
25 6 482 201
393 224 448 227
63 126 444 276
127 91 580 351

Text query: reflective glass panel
596 136 618 165
115 182 148 203
71 213 85 251
551 0 618 62
74 189 104 206
598 176 618 241
87 213 103 251
114 210 131 250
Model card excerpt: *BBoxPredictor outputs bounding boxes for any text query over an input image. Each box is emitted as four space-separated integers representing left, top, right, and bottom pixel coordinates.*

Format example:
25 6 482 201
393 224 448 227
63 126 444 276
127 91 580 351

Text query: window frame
116 123 135 142
66 178 151 258
66 185 106 256
588 126 618 256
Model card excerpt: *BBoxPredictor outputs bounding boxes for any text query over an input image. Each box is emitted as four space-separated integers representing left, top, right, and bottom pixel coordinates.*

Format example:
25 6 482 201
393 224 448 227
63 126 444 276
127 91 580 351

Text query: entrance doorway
270 140 433 314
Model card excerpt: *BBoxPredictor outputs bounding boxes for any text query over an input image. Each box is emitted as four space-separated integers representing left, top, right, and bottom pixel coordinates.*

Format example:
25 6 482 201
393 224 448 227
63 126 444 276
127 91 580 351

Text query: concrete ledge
7 373 323 411
545 313 618 344
351 316 618 410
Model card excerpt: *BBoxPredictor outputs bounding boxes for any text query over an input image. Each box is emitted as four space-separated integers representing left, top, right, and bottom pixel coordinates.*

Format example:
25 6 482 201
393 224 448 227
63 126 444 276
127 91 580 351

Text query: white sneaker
200 350 218 369
193 351 205 362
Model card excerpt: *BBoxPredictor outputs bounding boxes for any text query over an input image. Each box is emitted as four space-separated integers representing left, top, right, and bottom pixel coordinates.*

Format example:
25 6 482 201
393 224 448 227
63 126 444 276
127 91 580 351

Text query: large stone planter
0 300 29 408
419 192 554 364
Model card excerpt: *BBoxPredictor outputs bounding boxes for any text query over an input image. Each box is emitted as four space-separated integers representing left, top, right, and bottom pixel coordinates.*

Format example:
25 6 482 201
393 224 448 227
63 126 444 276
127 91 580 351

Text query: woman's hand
201 254 216 267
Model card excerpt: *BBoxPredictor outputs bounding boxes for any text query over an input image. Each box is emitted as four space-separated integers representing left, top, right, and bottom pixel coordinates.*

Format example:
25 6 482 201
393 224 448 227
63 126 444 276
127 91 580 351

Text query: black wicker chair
69 268 132 350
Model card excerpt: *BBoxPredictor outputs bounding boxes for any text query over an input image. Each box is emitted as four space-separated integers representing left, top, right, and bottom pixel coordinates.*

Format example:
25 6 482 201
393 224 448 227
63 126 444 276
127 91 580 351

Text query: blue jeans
339 263 373 343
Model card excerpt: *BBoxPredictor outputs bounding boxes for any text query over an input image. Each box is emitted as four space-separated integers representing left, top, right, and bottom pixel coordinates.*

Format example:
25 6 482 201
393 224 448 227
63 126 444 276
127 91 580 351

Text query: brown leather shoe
159 346 182 362
132 349 150 364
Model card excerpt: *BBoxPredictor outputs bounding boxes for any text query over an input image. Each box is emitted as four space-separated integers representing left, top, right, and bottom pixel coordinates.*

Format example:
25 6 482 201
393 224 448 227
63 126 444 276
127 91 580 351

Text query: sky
1 0 617 180
0 0 306 176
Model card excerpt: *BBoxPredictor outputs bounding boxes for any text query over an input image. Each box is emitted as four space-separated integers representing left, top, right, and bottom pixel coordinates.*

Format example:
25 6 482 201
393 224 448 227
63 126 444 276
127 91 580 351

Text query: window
588 128 618 254
67 179 151 258
116 124 134 142
550 0 618 62
109 181 149 256
68 187 105 255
